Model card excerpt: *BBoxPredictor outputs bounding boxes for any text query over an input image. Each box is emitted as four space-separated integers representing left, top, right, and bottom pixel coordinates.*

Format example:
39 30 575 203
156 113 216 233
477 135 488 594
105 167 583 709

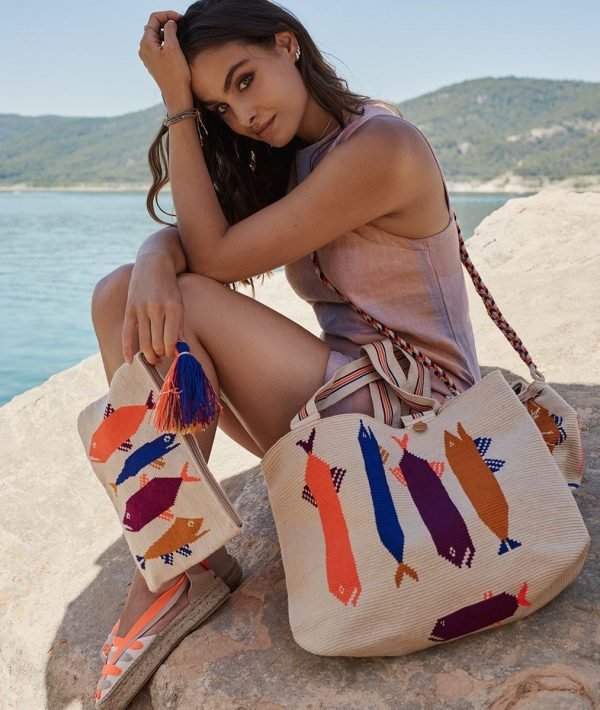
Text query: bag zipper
139 353 243 528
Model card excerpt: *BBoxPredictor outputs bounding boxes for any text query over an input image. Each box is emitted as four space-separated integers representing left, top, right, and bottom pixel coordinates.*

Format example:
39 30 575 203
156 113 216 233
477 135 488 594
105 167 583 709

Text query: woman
91 0 480 704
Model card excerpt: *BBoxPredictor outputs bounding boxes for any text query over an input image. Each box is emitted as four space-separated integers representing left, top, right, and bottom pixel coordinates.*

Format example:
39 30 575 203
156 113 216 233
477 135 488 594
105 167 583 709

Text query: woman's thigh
176 273 331 454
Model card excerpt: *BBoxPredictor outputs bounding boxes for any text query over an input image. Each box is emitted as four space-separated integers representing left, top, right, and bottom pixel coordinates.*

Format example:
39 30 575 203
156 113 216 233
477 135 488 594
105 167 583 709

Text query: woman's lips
256 116 275 138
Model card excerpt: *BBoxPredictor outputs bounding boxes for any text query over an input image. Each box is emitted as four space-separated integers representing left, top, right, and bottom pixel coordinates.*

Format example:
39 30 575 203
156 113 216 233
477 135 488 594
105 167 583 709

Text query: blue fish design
358 421 418 587
114 433 180 487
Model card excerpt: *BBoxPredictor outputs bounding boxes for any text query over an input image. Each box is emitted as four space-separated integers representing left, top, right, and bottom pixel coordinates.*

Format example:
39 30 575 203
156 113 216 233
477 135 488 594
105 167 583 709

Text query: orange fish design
135 517 209 569
298 429 362 606
525 398 566 453
444 423 521 555
89 391 155 463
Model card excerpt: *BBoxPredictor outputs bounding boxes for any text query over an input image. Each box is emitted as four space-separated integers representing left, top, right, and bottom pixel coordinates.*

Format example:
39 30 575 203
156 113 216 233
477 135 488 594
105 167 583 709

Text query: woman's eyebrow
201 59 250 106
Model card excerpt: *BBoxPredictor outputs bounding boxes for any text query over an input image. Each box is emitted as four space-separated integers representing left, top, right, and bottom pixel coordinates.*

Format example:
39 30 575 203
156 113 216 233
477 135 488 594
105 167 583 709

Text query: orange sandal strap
108 574 187 667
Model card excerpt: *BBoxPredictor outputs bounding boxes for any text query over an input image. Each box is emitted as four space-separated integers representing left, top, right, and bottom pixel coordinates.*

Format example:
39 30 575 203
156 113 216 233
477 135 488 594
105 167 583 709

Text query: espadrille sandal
99 546 242 665
95 549 243 709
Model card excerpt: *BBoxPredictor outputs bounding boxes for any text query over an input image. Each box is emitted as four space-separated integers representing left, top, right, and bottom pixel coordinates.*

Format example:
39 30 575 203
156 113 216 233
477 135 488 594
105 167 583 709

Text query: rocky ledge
1 191 598 709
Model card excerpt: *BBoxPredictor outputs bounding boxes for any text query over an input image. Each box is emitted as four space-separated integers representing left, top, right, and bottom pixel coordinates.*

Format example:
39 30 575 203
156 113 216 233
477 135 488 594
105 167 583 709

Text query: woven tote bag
77 350 243 592
261 339 590 656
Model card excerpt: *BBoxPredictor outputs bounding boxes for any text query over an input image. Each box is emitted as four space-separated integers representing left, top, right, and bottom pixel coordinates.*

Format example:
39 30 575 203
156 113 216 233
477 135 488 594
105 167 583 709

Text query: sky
1 0 598 118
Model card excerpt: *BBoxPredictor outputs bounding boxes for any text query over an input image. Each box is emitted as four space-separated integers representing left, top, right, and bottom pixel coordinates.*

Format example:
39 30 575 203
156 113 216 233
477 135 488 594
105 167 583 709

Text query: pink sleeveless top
284 102 481 402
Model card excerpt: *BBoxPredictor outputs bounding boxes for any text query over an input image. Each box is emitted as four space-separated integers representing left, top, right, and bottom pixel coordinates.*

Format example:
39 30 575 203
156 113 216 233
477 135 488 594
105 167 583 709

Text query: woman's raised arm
139 16 230 275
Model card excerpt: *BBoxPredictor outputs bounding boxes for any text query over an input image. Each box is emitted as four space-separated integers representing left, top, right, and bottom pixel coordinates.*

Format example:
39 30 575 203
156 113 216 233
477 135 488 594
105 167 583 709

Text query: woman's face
190 33 308 147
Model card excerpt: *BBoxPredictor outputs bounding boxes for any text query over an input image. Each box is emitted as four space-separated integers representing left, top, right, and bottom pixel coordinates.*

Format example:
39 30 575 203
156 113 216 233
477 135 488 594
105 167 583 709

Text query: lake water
0 190 530 406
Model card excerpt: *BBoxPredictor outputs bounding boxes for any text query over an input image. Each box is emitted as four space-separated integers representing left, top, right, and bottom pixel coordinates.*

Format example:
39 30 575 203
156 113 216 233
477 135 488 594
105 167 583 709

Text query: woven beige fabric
262 342 589 656
77 352 242 592
510 377 583 490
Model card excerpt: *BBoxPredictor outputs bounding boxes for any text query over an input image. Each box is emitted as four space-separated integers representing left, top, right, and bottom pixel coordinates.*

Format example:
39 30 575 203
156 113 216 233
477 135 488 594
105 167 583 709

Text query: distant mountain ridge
0 77 598 188
399 77 599 183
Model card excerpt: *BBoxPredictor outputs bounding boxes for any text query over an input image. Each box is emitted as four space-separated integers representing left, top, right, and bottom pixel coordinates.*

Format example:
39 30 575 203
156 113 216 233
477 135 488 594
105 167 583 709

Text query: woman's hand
122 255 185 366
138 11 194 111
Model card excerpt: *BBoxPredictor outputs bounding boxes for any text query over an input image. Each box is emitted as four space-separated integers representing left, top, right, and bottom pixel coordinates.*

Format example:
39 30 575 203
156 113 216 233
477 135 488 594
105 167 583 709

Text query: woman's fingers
141 11 182 49
122 305 181 366
123 305 183 364
148 306 168 360
122 307 138 365
162 18 178 46
145 10 182 28
137 313 158 364
163 301 185 359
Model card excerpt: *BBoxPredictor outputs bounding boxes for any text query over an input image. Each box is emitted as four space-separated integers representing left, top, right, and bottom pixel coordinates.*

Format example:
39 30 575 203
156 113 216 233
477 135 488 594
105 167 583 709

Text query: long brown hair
146 0 400 290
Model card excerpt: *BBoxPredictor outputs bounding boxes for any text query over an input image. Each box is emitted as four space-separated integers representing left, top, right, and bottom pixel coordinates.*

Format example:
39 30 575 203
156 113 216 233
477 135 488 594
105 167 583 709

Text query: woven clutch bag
77 349 243 592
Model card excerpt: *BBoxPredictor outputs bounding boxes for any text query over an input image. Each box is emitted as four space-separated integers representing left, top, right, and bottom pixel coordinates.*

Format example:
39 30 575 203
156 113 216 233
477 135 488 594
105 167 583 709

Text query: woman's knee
91 262 135 328
176 272 226 306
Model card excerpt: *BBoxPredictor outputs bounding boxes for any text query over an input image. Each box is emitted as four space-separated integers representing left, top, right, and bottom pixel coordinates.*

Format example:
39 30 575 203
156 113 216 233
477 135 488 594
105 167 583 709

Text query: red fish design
89 391 155 463
298 429 362 606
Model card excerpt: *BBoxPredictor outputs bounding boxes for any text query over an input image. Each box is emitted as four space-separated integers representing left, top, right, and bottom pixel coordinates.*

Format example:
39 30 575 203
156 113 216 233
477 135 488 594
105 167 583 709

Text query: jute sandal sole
96 576 230 709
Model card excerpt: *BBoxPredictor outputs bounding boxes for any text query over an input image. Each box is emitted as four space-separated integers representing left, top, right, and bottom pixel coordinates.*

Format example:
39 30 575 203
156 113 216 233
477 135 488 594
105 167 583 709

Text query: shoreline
2 175 599 194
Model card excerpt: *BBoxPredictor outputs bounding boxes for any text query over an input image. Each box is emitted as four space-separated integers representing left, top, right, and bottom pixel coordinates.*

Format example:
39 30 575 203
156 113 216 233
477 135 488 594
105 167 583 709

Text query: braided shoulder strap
453 212 543 379
311 210 544 397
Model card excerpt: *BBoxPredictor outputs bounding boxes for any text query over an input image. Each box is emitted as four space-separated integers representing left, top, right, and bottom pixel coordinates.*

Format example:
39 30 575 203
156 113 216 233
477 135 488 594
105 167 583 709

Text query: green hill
399 77 600 181
0 77 598 187
0 105 165 187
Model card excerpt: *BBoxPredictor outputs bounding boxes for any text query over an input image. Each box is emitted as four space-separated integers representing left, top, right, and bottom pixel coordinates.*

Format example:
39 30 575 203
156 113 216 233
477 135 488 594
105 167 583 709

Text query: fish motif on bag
113 433 180 489
357 422 418 587
135 517 209 569
444 423 521 555
389 433 476 569
88 391 155 462
429 582 531 642
525 397 567 453
298 429 362 607
122 462 201 532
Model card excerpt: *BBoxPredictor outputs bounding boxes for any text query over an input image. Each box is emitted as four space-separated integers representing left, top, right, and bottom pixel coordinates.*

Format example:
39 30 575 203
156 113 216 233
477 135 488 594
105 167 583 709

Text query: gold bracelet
163 108 208 146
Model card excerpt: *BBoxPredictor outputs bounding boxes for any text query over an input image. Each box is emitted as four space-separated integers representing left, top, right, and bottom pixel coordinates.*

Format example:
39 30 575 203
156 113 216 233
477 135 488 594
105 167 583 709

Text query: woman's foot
101 547 243 660
96 548 243 706
117 566 190 638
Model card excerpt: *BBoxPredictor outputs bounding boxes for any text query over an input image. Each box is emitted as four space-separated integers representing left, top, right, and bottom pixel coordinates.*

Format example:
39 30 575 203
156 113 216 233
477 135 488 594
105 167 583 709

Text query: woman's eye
215 74 253 115
239 73 253 90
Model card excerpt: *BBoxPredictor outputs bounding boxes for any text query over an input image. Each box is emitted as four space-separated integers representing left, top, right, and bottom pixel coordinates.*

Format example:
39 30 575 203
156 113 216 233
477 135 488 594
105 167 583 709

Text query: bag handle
290 340 440 430
310 212 545 396
365 340 436 416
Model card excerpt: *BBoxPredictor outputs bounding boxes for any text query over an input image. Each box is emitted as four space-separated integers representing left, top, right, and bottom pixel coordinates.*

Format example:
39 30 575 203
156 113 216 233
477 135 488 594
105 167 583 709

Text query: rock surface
0 190 598 709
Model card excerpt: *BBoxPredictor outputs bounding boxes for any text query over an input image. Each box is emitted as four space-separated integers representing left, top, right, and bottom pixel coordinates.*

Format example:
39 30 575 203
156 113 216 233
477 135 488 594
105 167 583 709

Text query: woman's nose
242 109 257 131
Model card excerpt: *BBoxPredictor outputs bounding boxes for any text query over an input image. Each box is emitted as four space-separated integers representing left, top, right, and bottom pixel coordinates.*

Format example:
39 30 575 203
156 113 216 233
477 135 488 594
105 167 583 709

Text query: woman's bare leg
91 262 331 636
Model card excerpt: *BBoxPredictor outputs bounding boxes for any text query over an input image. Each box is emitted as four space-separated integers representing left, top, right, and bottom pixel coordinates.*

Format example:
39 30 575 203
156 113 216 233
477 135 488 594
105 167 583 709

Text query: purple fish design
390 434 476 569
429 582 531 642
122 462 201 532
